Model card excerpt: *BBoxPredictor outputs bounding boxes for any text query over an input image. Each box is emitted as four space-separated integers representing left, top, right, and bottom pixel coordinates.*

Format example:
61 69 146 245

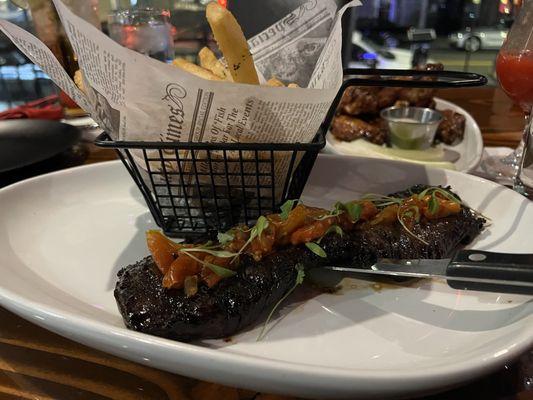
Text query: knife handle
447 250 533 294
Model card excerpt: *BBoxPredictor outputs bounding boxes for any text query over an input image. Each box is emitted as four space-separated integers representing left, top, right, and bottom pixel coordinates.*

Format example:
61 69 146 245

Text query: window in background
349 0 522 85
0 1 56 111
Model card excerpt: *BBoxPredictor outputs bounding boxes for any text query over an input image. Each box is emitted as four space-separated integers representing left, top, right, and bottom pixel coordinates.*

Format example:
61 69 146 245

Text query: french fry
172 58 223 81
74 69 85 92
198 46 232 81
266 77 285 87
206 2 259 85
287 83 300 88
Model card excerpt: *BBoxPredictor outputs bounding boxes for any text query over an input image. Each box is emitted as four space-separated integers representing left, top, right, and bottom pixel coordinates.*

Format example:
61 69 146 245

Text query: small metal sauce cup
380 107 443 150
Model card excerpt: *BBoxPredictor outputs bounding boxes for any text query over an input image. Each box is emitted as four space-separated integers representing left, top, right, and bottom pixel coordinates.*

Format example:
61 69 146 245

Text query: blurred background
0 0 521 111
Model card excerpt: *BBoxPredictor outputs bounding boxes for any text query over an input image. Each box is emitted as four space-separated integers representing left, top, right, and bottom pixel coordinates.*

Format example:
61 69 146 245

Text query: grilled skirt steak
115 187 484 342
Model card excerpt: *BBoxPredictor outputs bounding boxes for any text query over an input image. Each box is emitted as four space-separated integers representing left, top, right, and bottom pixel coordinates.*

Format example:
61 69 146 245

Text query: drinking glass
488 1 533 196
108 8 174 63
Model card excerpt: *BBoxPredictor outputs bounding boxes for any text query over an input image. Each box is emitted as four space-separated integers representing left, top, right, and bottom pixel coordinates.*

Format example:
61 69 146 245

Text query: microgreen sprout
428 192 439 214
417 187 461 204
180 247 236 258
361 193 402 208
217 230 234 245
397 205 428 245
257 263 305 341
305 242 327 258
324 224 344 238
344 202 362 222
180 251 237 277
280 199 299 220
231 215 269 262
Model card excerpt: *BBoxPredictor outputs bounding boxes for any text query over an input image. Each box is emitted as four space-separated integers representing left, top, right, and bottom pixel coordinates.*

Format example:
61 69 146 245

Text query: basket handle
321 68 487 132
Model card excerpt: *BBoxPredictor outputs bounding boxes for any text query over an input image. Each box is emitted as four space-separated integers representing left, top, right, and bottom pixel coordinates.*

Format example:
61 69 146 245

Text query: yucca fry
206 2 259 85
198 47 232 81
172 58 223 81
266 77 285 87
288 83 300 88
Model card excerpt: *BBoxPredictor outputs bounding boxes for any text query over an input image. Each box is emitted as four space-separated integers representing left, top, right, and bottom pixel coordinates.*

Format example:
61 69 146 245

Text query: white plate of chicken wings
326 98 484 173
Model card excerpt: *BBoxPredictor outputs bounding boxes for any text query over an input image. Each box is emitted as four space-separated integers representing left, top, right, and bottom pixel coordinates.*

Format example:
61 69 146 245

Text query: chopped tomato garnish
272 205 324 246
359 201 379 221
200 267 223 288
146 230 181 274
148 189 463 294
247 223 277 260
162 253 201 289
290 217 334 245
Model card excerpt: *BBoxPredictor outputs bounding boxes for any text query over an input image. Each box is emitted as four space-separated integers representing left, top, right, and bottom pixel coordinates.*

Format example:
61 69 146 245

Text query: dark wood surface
436 87 524 147
0 87 530 400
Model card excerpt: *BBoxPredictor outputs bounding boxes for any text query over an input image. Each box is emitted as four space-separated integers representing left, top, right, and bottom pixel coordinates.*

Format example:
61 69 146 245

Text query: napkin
0 95 63 121
471 146 515 182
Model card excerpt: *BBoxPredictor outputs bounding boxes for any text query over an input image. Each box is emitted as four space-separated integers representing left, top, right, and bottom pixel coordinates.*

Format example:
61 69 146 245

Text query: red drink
496 50 533 111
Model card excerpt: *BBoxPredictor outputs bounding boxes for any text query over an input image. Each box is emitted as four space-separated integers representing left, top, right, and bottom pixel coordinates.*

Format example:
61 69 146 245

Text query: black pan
0 119 81 173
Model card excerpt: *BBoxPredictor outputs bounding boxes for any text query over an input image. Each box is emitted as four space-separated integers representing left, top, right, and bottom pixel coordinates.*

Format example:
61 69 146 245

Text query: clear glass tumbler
108 8 174 63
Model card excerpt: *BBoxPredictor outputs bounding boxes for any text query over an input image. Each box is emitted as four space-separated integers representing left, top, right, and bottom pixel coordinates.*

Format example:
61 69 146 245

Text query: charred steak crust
115 187 485 341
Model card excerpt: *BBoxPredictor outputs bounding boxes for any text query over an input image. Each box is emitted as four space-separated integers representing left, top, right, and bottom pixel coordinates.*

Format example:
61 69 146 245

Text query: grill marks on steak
115 197 484 342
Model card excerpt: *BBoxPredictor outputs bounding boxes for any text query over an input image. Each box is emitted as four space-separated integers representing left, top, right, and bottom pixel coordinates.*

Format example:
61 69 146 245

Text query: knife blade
324 250 533 294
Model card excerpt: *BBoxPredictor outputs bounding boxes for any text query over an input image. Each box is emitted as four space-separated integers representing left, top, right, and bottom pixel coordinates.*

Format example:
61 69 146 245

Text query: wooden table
436 87 524 148
0 87 530 400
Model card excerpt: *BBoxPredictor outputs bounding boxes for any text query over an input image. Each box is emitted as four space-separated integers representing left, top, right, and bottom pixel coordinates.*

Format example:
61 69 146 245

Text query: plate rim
0 120 82 173
325 97 484 173
0 159 531 396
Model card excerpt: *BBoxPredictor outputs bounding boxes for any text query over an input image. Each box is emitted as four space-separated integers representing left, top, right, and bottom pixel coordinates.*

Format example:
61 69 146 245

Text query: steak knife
325 250 533 294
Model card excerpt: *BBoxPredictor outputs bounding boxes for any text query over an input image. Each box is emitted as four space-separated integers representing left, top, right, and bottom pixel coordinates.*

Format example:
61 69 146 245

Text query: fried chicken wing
397 63 443 108
376 87 401 109
436 109 466 145
331 114 387 145
339 86 380 115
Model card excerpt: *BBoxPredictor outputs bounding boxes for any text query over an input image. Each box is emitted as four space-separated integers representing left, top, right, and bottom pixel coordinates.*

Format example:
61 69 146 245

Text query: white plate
325 98 484 173
0 157 531 400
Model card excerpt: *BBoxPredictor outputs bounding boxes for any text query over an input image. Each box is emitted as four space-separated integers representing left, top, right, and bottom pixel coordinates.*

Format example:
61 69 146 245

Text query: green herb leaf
428 192 439 214
217 231 234 245
295 263 305 285
280 199 298 220
255 215 269 238
344 202 362 222
401 205 421 223
180 251 237 278
333 201 345 213
317 225 343 243
305 242 327 258
181 248 236 258
403 210 414 218
233 216 270 259
418 187 461 205
257 263 305 341
417 187 432 200
436 188 461 204
325 224 344 237
205 262 237 278
315 202 347 221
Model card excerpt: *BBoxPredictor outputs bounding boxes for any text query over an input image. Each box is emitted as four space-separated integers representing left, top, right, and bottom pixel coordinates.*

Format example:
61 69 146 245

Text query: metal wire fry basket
95 132 325 237
94 68 487 238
